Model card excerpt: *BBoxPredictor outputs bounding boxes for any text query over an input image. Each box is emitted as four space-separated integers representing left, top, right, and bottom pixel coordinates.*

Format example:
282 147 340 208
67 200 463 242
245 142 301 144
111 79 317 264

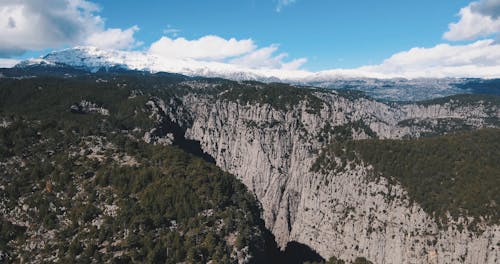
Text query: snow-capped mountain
28 46 304 82
8 46 499 101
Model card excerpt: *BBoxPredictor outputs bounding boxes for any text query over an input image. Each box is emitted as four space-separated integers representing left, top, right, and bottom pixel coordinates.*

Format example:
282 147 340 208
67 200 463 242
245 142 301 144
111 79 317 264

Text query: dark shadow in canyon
254 228 325 264
158 115 216 164
163 116 322 263
279 241 325 264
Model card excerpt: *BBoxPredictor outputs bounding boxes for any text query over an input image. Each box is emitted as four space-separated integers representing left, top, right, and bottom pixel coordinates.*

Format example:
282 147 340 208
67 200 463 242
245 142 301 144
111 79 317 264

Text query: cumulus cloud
85 26 142 50
353 0 500 78
142 38 500 79
276 0 296 12
344 39 500 78
149 35 255 60
230 45 306 70
163 25 181 37
471 0 500 19
444 0 500 41
0 0 140 57
149 35 306 70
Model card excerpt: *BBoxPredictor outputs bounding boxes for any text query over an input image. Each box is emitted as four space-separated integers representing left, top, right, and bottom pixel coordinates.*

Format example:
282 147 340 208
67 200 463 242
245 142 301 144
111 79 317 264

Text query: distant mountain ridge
3 46 500 101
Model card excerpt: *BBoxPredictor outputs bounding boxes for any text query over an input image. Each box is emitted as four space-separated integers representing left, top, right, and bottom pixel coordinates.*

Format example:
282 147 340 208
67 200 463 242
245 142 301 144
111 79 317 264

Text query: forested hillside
0 75 276 263
314 129 500 228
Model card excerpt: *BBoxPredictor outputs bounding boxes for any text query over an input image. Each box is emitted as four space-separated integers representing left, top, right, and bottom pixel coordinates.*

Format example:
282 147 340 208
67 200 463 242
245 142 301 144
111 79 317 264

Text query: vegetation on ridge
313 128 500 228
219 82 325 113
0 76 274 263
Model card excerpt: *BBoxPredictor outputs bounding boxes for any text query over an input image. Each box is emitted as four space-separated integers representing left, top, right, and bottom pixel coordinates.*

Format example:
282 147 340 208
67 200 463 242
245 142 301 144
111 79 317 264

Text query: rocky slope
153 83 499 264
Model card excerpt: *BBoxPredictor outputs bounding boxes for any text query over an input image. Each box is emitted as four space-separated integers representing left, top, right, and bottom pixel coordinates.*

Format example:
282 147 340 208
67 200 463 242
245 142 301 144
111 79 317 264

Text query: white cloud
0 58 19 68
309 0 498 79
0 0 140 57
444 0 500 41
282 58 308 70
163 25 181 37
276 0 296 12
144 38 500 79
148 35 305 70
471 0 500 19
341 39 500 78
85 26 142 50
230 44 307 70
149 35 256 60
144 35 500 79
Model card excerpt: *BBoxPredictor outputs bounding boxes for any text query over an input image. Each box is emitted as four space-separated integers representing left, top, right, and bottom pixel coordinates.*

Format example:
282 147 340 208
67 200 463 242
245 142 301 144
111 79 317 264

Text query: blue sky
1 0 500 78
88 0 471 70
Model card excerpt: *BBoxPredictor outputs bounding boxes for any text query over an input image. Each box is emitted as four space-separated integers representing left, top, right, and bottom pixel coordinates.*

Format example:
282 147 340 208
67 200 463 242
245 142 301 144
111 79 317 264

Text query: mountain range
5 46 500 101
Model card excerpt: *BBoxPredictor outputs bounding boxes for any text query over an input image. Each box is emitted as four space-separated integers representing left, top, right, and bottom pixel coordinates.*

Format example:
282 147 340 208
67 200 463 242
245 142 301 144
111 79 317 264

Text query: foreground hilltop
0 71 499 263
0 74 285 263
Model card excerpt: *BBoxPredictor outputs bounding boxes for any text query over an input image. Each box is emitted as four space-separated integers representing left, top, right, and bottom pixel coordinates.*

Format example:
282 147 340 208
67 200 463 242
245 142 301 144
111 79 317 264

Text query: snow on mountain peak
42 46 138 72
36 46 310 80
15 58 56 68
8 46 497 101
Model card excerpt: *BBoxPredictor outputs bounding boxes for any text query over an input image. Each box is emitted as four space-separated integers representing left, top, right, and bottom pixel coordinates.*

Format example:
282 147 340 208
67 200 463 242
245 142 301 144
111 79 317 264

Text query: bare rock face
70 100 110 116
292 166 499 264
163 91 499 264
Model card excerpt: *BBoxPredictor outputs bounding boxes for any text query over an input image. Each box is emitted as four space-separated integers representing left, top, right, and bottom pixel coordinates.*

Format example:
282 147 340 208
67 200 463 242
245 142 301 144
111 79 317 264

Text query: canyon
148 83 500 263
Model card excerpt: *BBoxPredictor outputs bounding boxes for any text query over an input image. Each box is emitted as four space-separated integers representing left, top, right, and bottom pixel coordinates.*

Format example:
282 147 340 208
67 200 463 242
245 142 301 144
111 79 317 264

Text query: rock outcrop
159 89 499 264
70 100 110 116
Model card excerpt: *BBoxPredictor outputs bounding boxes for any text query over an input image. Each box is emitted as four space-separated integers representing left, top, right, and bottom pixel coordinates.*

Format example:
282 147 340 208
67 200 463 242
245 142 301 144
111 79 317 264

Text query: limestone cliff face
157 90 499 264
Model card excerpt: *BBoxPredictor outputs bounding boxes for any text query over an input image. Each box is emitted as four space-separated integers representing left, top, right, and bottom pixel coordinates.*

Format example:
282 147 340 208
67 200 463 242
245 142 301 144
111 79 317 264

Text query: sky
1 0 500 78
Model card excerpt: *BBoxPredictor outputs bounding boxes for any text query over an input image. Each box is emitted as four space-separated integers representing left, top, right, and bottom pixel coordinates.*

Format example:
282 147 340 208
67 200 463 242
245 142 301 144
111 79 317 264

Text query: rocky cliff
154 84 499 264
